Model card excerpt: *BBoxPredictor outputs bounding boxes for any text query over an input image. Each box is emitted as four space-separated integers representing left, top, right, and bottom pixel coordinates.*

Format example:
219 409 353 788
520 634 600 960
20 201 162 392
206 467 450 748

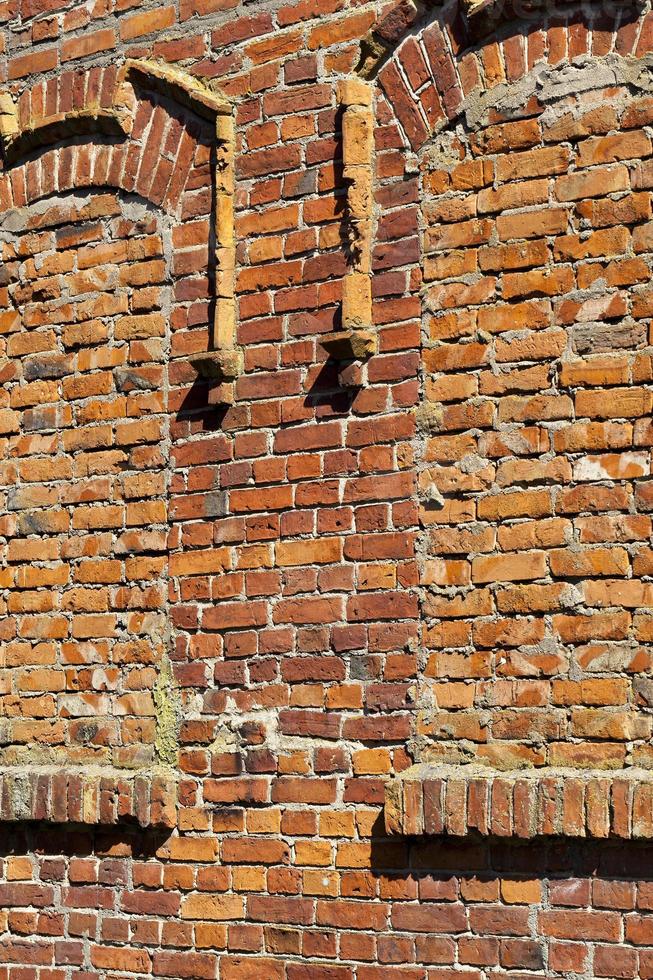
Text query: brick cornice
386 765 653 839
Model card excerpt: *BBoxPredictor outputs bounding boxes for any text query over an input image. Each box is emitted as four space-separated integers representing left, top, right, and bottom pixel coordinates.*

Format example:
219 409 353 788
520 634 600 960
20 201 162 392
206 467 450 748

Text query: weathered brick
1 10 653 979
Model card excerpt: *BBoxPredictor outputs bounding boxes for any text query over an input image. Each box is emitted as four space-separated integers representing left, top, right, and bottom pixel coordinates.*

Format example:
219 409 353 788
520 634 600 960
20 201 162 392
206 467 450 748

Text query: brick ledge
0 767 176 830
385 765 653 840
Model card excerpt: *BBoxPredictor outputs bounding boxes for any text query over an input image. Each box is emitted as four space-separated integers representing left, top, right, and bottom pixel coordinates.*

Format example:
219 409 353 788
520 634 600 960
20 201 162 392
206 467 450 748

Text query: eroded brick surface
1 191 171 769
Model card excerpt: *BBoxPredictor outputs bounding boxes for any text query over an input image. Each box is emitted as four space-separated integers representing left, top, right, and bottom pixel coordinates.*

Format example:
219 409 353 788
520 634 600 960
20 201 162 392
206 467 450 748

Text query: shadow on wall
366 828 653 973
175 376 231 430
369 821 653 878
0 821 172 860
174 358 360 432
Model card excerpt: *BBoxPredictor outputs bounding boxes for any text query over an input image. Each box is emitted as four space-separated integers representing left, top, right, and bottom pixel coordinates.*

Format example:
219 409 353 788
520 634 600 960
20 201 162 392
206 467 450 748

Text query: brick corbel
321 78 377 370
386 764 653 840
0 767 176 830
116 59 242 405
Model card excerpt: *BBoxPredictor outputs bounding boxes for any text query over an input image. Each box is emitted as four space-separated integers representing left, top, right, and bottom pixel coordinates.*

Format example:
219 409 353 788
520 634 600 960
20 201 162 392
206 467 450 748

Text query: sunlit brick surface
0 0 653 976
1 192 170 768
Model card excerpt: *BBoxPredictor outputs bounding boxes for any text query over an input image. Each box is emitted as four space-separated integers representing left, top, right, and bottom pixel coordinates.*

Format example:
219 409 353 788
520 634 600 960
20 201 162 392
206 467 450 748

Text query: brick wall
1 0 653 976
417 67 653 772
2 188 170 770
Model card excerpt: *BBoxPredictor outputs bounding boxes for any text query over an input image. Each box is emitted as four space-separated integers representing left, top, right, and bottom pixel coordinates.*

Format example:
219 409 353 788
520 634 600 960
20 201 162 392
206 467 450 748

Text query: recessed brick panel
0 191 170 770
416 72 653 773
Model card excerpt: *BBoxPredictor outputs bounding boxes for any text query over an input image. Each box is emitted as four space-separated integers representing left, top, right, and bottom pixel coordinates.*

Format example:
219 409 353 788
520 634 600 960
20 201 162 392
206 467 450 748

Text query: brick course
1 0 653 976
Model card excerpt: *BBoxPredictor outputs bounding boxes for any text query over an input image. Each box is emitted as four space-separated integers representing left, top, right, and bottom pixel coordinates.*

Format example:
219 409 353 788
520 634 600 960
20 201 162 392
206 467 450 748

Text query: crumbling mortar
154 656 182 768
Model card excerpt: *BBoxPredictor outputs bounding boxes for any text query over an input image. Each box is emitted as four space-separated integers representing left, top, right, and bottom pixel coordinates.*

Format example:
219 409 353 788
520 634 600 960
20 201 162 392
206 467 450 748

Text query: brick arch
1 59 241 392
16 65 118 130
372 0 653 151
0 141 183 216
13 66 121 134
0 62 228 217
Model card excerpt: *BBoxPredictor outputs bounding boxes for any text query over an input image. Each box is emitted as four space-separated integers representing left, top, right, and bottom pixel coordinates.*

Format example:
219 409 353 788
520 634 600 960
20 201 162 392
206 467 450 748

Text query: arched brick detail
1 65 218 218
1 60 240 386
15 66 120 131
377 0 653 825
0 140 186 217
374 1 653 151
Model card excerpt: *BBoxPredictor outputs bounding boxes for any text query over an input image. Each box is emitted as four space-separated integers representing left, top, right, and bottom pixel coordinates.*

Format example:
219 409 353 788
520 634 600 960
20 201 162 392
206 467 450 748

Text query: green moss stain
154 656 181 767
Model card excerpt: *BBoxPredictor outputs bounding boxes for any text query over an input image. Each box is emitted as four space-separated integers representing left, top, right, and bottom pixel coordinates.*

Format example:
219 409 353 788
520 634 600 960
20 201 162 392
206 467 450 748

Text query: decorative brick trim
117 57 231 120
116 60 241 402
0 769 176 830
385 765 653 840
321 78 376 369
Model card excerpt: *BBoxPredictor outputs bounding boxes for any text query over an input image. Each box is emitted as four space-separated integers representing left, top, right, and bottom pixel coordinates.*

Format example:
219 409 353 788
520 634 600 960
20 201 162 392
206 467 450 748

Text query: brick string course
1 0 653 976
